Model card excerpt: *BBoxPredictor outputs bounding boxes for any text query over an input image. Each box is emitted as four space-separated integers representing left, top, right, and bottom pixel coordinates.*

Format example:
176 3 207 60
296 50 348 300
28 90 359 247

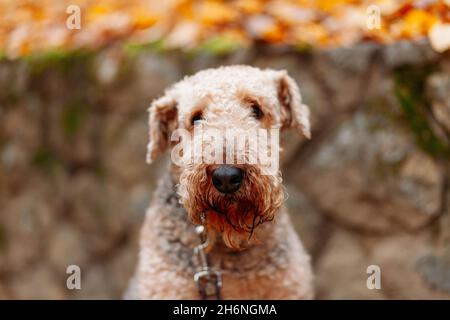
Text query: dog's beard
178 164 285 250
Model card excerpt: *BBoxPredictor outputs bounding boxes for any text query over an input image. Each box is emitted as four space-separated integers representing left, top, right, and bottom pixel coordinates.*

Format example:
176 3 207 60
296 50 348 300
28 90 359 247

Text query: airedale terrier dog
126 65 313 299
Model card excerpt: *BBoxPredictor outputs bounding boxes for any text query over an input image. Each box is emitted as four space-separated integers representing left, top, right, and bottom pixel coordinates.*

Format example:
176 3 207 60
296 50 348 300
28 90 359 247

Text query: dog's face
146 66 310 249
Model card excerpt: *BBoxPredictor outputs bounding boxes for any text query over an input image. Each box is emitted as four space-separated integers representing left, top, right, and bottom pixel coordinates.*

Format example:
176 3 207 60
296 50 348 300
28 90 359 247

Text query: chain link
193 213 222 300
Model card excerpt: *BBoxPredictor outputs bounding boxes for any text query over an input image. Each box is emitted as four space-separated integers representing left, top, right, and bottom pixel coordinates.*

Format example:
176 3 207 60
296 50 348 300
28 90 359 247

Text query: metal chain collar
193 212 222 300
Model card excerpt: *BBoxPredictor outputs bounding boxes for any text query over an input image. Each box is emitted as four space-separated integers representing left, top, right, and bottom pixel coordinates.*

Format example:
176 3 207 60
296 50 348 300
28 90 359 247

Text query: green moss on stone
0 223 7 251
24 49 92 75
32 146 59 170
126 36 243 57
61 99 89 137
294 42 314 54
196 36 243 56
394 64 450 159
124 39 167 57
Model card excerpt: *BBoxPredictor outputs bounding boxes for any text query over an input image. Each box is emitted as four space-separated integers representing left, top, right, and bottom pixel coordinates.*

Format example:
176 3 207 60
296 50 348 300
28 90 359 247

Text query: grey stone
427 72 450 133
417 250 450 294
383 40 439 68
296 108 441 234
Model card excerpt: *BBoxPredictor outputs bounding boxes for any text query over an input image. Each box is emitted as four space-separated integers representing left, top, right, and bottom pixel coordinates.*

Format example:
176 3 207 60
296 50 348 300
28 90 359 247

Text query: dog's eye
251 103 263 120
191 112 203 126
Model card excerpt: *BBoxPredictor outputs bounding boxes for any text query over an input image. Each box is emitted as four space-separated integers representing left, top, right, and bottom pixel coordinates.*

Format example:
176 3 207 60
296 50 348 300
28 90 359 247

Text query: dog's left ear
276 70 311 139
146 94 178 164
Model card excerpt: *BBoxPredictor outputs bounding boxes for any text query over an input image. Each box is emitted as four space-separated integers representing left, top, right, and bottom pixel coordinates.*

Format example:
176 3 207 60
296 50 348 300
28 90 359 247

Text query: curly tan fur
126 65 314 299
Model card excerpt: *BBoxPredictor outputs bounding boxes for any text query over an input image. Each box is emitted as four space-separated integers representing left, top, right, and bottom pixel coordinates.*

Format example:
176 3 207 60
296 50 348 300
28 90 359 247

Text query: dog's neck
148 171 290 274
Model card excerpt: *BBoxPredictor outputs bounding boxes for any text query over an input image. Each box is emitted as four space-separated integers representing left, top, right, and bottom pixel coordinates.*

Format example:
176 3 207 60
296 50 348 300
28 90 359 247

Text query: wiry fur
127 65 314 299
179 163 284 249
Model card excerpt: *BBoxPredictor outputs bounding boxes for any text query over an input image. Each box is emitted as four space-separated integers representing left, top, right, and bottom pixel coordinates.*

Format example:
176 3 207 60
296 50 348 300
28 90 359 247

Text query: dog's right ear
146 95 178 164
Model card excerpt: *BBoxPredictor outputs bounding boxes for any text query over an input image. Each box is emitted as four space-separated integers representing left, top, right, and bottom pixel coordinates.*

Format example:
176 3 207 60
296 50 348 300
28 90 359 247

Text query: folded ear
146 95 178 164
276 70 311 139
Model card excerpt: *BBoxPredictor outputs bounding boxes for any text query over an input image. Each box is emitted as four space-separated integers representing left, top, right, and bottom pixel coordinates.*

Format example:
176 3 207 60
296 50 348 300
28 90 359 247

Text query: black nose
212 166 244 194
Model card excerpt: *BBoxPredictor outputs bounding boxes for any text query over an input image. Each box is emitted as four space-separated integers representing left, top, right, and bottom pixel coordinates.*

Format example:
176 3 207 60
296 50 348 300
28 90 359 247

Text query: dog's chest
152 211 292 299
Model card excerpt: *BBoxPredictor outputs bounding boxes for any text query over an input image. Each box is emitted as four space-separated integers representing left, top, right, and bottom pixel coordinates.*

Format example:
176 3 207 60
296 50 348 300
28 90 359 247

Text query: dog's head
146 65 310 249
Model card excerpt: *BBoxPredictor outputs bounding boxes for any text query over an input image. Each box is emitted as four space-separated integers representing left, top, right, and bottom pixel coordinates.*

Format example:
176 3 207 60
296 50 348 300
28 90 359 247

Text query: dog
125 65 314 299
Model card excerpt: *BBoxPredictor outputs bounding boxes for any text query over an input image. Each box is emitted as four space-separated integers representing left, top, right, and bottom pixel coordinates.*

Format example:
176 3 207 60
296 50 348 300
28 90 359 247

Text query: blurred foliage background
1 0 450 58
1 0 450 299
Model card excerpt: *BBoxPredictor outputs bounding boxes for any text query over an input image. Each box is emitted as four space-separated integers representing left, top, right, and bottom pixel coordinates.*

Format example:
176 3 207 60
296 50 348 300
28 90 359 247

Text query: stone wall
0 41 450 299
